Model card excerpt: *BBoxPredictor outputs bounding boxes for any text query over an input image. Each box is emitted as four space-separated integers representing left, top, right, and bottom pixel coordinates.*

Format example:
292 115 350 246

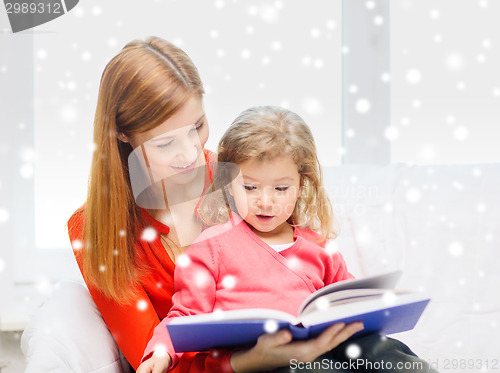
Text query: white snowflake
365 1 376 10
81 51 92 62
0 208 10 224
286 256 301 270
221 275 237 289
482 39 491 49
429 9 440 19
19 164 34 179
302 97 323 116
60 105 78 123
195 270 210 288
448 242 464 257
310 28 321 38
152 344 168 357
406 69 421 84
141 227 158 242
453 126 469 141
216 49 225 58
177 254 191 268
355 226 372 245
445 53 465 72
71 239 83 250
137 299 148 311
314 297 329 311
406 188 421 203
92 6 102 16
373 15 384 26
355 98 371 114
346 343 362 358
382 290 397 305
326 20 336 30
264 320 279 334
324 241 339 255
241 49 251 59
384 126 399 141
37 49 48 60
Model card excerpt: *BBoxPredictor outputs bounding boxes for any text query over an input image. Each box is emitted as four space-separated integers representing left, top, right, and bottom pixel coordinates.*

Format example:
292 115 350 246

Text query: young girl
138 106 436 373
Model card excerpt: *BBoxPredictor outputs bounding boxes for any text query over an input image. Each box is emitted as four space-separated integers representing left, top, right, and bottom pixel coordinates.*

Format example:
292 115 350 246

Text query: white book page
298 271 403 315
169 308 299 325
298 291 430 327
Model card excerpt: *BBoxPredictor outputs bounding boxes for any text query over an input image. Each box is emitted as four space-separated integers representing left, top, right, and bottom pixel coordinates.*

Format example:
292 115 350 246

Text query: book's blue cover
166 299 430 352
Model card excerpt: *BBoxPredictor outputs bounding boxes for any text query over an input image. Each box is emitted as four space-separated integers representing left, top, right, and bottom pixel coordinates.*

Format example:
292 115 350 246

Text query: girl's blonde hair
200 106 336 242
69 36 204 303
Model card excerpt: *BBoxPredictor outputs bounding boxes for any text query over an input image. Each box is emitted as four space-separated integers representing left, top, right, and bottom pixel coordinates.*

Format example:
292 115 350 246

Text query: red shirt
69 150 233 372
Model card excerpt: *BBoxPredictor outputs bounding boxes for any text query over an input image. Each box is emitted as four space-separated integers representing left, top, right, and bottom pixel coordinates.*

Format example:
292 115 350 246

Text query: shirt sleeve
69 211 233 373
142 236 220 367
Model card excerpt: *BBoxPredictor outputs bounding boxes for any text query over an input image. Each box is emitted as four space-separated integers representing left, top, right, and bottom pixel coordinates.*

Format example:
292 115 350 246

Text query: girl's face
122 96 209 187
231 155 301 238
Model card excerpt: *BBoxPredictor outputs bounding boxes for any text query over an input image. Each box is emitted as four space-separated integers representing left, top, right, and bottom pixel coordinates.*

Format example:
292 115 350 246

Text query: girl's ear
297 185 303 199
117 132 129 143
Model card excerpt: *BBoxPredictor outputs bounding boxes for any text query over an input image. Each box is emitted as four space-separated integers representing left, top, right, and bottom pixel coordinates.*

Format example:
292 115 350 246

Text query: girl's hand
136 351 172 373
230 321 364 373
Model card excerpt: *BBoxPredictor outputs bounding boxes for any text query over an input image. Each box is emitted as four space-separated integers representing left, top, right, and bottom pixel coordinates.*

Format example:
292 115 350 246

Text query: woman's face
123 95 209 188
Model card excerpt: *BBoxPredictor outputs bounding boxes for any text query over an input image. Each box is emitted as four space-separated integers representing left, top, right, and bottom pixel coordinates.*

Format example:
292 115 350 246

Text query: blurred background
0 0 499 362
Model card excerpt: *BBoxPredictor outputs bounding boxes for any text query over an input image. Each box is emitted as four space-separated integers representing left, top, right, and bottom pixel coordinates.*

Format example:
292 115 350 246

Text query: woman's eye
275 186 289 192
191 121 205 132
243 185 256 191
157 142 173 149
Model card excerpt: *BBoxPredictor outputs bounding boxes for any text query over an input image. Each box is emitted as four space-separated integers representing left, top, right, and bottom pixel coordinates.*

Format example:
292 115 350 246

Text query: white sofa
21 164 500 373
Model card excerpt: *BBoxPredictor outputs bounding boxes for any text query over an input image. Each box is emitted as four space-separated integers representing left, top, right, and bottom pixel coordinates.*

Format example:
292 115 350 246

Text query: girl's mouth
256 214 274 222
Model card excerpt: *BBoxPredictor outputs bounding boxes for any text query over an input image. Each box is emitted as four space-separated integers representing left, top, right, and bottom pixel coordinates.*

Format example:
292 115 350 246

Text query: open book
166 271 430 352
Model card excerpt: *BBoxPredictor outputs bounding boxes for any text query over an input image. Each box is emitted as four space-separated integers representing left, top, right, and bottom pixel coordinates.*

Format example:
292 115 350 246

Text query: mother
68 36 359 372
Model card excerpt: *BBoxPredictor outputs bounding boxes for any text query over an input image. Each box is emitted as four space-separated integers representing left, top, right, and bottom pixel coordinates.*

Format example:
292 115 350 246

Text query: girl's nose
257 187 274 207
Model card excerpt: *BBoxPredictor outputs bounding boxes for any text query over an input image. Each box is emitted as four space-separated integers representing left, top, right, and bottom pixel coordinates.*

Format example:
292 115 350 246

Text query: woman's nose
178 136 200 163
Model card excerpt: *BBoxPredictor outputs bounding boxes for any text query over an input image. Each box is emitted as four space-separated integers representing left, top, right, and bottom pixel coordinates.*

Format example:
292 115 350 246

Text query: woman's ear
227 182 234 197
117 132 129 143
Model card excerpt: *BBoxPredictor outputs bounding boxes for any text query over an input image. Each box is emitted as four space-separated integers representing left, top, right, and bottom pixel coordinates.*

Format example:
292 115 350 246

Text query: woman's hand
136 351 172 373
230 321 364 373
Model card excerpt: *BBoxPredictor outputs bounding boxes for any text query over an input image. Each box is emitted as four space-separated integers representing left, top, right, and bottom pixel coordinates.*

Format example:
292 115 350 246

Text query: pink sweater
143 213 354 366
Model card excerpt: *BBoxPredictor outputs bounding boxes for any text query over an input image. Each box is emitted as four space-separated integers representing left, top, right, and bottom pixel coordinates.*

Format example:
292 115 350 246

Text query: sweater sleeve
324 248 355 285
69 211 233 373
141 235 220 367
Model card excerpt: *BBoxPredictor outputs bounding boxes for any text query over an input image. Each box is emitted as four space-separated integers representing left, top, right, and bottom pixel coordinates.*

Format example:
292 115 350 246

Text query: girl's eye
243 185 256 191
275 186 289 192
